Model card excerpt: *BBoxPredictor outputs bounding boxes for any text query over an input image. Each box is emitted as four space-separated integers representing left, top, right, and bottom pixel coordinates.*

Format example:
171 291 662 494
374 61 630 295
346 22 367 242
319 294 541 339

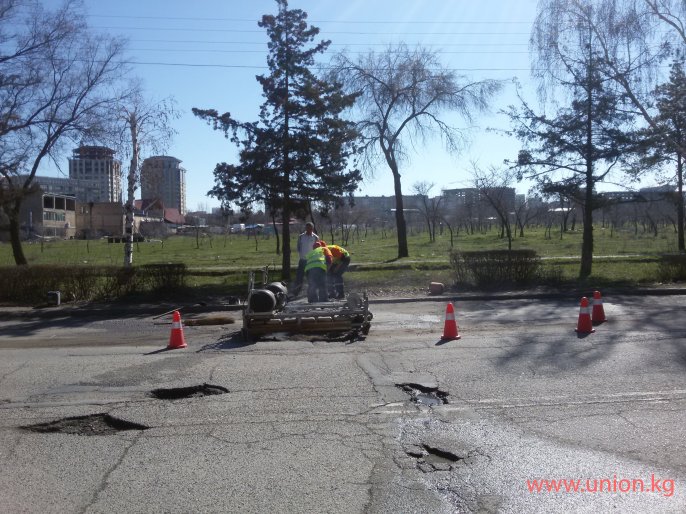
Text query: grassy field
0 224 681 295
1 224 679 265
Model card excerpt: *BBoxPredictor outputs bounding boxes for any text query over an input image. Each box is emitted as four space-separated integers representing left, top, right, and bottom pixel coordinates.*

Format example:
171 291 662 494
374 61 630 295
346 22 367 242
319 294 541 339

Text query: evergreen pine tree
194 0 361 280
508 52 634 278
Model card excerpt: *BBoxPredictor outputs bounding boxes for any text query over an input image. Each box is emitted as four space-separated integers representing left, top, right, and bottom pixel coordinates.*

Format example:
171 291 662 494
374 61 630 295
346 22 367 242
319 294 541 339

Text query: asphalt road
0 293 684 513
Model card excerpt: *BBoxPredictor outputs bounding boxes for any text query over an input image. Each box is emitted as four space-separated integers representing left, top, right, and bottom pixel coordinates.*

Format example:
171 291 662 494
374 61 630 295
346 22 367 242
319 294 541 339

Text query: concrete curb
1 286 684 321
368 287 686 304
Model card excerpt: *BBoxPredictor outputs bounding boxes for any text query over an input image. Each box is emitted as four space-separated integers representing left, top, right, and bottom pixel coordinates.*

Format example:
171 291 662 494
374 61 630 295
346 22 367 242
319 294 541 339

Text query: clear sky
38 1 577 211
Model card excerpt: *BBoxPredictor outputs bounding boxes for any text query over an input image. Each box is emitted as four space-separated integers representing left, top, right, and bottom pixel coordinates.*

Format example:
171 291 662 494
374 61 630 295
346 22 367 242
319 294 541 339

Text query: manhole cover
150 383 229 400
22 414 148 436
396 383 448 406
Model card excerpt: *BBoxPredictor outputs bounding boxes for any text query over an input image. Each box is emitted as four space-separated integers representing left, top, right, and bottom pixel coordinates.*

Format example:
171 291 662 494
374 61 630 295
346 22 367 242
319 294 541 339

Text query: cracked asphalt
0 293 685 513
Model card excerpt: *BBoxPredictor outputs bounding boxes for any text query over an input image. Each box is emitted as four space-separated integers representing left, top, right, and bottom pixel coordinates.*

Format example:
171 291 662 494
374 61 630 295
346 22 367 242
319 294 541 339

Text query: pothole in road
150 383 229 400
22 414 148 436
396 383 449 406
405 444 463 472
252 329 367 343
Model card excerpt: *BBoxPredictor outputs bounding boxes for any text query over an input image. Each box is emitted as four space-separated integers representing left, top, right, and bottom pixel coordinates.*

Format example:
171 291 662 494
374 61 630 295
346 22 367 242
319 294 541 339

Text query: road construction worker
327 244 350 299
293 222 319 296
304 240 332 303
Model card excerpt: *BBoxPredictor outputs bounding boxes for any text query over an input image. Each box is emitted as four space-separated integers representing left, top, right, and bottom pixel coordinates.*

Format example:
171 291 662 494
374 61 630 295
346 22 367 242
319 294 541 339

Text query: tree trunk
8 204 28 265
281 206 291 281
677 153 684 252
124 114 138 268
271 212 280 256
280 34 292 282
580 43 595 279
392 169 409 258
580 177 594 279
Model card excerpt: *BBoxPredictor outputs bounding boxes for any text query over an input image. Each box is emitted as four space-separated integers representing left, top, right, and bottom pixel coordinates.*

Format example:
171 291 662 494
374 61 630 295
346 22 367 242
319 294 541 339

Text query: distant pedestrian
327 244 350 299
293 222 319 296
304 240 332 303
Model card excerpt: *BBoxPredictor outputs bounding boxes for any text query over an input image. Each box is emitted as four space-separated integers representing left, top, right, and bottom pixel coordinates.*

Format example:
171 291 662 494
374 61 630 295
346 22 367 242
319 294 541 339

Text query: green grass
0 224 682 294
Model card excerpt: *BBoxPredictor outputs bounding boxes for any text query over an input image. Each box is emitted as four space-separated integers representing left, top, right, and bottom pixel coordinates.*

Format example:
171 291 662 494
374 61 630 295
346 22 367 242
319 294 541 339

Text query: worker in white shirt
293 222 319 296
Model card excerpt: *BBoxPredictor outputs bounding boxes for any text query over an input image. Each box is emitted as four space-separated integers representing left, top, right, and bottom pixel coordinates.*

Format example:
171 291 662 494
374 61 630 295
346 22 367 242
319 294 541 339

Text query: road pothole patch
396 383 448 406
22 414 148 436
405 444 463 472
253 329 366 343
150 383 229 400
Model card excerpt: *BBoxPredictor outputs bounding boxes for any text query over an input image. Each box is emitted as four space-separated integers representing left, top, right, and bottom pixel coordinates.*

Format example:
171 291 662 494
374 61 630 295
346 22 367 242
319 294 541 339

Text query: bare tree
532 2 686 254
533 0 686 152
332 44 501 259
514 194 547 237
412 181 444 243
471 165 517 250
113 89 178 267
0 0 128 264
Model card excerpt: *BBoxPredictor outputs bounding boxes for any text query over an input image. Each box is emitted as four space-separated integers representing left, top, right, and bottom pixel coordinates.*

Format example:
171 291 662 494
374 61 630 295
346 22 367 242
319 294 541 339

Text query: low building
6 187 77 240
15 175 110 204
74 202 125 238
134 198 186 237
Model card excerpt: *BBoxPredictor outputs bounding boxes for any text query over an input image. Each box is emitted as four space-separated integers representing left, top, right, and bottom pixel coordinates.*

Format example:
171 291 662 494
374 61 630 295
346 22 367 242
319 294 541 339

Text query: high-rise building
140 156 187 215
68 146 121 203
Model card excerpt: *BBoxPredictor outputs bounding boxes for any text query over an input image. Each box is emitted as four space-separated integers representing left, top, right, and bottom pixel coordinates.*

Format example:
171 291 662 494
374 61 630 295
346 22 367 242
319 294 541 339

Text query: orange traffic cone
575 297 595 334
441 302 461 340
168 310 187 349
591 290 606 324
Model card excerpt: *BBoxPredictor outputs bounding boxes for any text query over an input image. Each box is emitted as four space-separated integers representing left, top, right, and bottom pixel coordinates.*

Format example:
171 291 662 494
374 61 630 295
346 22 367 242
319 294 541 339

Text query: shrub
139 263 187 291
0 263 188 305
449 249 542 288
657 253 686 282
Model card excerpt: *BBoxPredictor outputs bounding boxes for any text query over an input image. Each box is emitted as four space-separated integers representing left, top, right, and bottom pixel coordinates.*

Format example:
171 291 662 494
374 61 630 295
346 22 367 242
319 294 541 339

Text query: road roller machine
242 269 373 339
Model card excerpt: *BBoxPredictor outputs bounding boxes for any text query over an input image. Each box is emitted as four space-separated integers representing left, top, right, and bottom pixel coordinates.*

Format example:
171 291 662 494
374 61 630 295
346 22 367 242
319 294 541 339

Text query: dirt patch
22 413 148 436
150 383 229 400
184 314 235 326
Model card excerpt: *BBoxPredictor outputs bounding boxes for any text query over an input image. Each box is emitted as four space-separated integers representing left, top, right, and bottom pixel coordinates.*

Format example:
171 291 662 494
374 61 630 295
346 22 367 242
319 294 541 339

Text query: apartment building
140 156 187 215
68 146 122 202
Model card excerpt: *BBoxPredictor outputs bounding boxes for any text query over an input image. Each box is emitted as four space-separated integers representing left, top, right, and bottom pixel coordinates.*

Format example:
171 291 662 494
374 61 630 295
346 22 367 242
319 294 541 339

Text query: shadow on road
196 330 255 352
494 295 686 371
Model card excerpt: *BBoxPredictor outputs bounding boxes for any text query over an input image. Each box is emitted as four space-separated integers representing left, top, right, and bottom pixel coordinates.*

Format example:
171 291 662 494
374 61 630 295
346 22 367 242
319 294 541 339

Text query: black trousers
328 256 350 298
306 267 328 303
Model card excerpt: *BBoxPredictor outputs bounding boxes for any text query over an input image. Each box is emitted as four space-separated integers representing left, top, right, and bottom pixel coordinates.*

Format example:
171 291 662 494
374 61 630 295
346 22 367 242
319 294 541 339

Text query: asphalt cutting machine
242 268 373 339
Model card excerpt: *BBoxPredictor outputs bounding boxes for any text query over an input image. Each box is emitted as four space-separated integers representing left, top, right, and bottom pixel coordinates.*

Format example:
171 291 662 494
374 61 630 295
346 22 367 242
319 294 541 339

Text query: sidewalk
1 284 685 321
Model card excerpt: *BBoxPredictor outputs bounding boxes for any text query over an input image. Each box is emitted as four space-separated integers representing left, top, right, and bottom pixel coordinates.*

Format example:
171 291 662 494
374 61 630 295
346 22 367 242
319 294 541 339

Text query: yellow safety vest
304 247 329 272
327 245 349 262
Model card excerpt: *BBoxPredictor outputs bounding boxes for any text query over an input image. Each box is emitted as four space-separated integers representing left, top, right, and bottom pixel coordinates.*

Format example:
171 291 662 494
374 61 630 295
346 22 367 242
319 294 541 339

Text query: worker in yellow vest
304 240 332 303
327 244 350 299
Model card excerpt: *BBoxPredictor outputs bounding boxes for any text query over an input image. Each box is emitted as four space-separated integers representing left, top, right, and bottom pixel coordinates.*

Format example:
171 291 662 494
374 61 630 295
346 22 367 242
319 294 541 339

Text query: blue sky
41 1 559 210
